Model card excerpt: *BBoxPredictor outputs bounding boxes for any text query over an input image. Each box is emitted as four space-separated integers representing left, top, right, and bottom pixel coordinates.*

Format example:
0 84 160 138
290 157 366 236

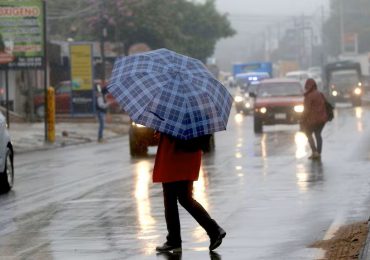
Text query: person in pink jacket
153 133 226 253
301 78 329 160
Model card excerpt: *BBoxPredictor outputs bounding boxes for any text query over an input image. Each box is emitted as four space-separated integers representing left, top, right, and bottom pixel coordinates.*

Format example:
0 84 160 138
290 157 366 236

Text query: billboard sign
0 0 44 68
70 43 94 114
343 32 358 54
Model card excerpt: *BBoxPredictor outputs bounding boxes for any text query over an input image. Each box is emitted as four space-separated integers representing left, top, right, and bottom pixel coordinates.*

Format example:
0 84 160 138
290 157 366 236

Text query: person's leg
162 182 182 246
97 112 104 141
176 181 225 250
305 127 317 154
314 124 325 154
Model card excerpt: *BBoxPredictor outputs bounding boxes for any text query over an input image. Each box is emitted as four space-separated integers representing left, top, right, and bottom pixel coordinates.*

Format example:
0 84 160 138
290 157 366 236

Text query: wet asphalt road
1 104 370 260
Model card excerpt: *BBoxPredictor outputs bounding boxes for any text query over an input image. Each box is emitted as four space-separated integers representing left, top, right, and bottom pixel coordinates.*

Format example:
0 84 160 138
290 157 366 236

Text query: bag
321 93 334 121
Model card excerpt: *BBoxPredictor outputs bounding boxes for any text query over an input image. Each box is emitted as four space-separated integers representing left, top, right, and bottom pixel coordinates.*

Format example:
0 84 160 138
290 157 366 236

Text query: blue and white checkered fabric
108 48 233 140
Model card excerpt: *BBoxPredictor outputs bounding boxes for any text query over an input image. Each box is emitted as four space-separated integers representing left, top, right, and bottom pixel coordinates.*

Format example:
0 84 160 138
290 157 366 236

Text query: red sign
0 52 14 64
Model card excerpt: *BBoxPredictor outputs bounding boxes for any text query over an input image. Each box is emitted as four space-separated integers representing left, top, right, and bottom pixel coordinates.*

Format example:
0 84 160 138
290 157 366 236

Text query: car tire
0 148 14 193
202 134 215 153
129 132 148 157
254 117 263 133
36 105 45 118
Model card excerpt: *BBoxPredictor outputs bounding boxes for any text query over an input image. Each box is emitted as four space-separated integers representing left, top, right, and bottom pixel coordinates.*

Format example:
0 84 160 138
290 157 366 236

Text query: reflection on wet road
1 105 370 259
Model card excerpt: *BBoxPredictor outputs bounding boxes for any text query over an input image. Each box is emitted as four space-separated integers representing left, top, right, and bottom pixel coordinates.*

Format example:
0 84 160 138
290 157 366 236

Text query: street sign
70 43 94 115
0 0 45 69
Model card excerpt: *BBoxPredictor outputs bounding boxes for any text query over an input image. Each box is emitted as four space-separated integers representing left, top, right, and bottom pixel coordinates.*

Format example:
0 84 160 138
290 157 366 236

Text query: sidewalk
361 220 370 260
8 115 130 154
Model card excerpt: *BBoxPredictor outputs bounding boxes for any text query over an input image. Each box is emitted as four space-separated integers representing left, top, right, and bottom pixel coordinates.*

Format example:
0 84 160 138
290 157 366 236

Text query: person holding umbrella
108 49 233 252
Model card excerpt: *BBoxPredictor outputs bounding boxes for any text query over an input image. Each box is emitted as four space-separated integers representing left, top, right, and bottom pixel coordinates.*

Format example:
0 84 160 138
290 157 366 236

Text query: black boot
156 242 182 253
209 227 226 251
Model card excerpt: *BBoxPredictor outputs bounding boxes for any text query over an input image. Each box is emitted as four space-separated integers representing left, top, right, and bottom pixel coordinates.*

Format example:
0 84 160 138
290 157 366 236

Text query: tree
47 0 235 61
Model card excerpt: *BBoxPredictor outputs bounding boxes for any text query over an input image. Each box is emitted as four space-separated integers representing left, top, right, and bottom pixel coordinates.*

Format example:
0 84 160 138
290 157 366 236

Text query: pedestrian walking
107 49 233 253
96 85 110 143
301 78 329 160
153 133 226 253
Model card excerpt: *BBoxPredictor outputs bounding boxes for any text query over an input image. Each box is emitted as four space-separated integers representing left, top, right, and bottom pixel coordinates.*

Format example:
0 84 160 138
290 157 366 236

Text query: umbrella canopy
108 48 233 140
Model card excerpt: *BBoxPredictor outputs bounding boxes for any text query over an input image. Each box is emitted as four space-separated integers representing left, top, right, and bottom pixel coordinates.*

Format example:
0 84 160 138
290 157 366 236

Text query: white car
0 112 14 193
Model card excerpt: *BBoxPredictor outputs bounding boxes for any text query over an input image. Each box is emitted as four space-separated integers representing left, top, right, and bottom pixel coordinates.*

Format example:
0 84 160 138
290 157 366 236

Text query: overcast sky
215 0 328 16
213 0 329 71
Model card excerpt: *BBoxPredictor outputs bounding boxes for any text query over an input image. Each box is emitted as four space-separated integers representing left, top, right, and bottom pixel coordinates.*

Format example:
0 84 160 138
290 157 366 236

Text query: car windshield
257 82 302 97
330 70 359 86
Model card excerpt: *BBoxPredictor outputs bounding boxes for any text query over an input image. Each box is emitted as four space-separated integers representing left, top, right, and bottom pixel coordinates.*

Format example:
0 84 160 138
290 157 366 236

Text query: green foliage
47 0 235 60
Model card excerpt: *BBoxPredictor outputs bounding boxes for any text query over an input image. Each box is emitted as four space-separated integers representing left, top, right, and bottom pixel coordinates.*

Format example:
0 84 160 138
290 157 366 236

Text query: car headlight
245 102 251 108
259 107 267 114
332 90 338 97
234 96 243 102
132 122 146 128
294 105 304 113
354 87 362 95
358 82 362 87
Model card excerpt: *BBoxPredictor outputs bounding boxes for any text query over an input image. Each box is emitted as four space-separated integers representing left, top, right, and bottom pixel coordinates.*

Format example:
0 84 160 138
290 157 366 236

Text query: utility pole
320 5 326 66
99 0 107 85
340 0 345 54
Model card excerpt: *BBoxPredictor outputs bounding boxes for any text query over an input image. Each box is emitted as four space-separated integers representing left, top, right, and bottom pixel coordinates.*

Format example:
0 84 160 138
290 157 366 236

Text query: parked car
252 78 304 133
129 121 215 156
0 111 14 193
33 80 121 118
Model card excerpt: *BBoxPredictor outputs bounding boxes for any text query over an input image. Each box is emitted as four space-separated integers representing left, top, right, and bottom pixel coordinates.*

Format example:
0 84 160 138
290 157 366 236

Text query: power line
47 3 99 20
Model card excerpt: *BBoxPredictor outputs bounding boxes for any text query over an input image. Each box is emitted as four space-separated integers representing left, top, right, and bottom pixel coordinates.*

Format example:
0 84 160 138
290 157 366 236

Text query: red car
33 80 121 117
252 78 304 133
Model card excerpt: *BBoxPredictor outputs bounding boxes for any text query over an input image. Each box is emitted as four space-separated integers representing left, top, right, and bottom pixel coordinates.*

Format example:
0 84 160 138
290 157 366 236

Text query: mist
214 0 329 71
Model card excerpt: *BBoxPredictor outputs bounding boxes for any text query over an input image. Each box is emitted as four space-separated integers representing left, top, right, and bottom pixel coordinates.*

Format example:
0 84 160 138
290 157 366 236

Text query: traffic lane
0 105 370 259
0 139 144 259
209 106 370 259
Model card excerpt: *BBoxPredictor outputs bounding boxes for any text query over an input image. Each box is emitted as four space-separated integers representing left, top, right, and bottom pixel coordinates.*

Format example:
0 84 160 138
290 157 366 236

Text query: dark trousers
97 111 105 140
305 123 325 154
162 181 219 246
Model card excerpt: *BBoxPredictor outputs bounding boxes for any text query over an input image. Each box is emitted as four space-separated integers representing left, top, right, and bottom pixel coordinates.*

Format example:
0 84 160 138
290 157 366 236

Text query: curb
13 133 128 155
13 129 128 154
360 218 370 260
14 138 92 155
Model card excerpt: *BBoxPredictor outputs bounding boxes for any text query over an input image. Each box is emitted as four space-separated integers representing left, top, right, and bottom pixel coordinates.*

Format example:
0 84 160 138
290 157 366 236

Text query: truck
323 60 363 106
339 53 369 76
232 62 273 78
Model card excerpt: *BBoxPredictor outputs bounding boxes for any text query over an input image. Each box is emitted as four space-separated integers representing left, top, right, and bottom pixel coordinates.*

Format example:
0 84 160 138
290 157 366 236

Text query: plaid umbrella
108 48 233 140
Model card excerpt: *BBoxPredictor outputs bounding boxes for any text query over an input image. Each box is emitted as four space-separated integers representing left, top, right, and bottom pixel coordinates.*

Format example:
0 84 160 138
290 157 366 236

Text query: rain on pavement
1 104 370 260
